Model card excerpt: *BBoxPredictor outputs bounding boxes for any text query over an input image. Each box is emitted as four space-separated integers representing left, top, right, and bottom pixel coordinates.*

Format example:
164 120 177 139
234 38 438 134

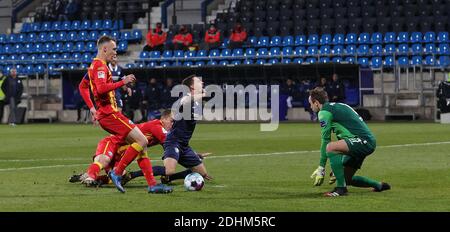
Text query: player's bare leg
191 163 213 180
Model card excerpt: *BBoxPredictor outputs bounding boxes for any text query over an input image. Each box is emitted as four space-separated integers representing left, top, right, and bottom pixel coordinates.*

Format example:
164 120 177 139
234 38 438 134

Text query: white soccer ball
184 172 204 191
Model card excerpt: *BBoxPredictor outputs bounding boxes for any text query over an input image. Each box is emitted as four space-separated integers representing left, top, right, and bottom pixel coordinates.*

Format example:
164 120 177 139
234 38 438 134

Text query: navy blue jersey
165 98 201 146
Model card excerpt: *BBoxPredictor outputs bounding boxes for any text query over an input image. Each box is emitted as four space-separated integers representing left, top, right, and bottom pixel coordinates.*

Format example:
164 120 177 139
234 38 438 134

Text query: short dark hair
161 109 173 119
309 87 329 104
97 35 115 47
182 74 197 88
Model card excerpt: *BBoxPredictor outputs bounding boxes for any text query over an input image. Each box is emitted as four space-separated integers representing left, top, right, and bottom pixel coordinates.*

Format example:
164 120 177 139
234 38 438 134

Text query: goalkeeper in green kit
308 87 391 197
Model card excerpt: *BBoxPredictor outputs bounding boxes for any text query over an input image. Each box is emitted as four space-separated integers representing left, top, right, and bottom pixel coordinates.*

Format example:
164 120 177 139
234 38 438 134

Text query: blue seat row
245 32 449 47
21 20 124 33
0 41 128 54
1 63 90 75
0 52 95 64
0 30 141 44
138 44 449 62
130 55 450 69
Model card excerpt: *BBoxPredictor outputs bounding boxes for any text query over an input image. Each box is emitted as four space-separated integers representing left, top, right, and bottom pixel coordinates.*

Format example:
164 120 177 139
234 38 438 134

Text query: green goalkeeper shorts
343 137 376 169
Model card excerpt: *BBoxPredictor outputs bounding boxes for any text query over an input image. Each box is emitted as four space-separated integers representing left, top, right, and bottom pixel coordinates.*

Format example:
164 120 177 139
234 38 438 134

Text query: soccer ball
184 172 204 191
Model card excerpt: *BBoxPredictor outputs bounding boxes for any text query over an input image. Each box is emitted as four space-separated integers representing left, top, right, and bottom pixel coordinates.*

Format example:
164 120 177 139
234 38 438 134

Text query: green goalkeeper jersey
318 102 375 166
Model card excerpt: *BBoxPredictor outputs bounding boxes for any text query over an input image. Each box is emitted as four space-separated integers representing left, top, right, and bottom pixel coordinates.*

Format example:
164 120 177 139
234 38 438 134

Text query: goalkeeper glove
329 171 336 185
310 166 325 186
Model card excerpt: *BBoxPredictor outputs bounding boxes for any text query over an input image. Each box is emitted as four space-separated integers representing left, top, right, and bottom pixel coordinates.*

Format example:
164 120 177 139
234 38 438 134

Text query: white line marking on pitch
0 140 449 171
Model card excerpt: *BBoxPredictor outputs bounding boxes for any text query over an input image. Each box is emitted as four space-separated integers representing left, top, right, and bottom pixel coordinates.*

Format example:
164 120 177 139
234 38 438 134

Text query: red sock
86 162 102 179
137 157 156 186
114 143 142 175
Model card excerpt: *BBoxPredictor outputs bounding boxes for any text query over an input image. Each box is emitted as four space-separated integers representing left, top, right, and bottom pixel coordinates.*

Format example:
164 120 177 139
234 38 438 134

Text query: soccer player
145 75 212 183
84 35 169 193
71 110 174 187
308 87 390 197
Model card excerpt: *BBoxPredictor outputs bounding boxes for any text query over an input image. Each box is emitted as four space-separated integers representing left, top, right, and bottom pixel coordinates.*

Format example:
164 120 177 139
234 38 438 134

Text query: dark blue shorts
163 143 202 168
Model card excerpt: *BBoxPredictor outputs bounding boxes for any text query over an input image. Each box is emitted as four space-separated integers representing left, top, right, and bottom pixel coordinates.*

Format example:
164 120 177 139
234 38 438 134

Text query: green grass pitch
0 122 449 211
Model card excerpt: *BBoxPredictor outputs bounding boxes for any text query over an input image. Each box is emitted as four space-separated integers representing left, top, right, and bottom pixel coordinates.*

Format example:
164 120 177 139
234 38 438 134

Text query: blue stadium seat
61 53 71 63
113 20 124 30
232 48 244 57
68 63 78 70
209 49 220 57
41 22 52 31
78 31 89 41
371 44 383 56
320 34 332 45
54 42 63 52
332 45 345 55
92 20 102 30
125 63 136 68
345 56 356 63
80 63 89 69
423 31 436 43
149 51 161 59
35 64 45 74
305 57 317 64
332 34 345 45
281 58 291 64
384 44 396 55
102 20 113 30
244 48 256 57
331 57 343 63
0 34 6 43
8 34 18 43
411 56 423 66
38 53 48 61
437 32 449 43
43 42 53 53
173 50 184 58
34 43 43 53
72 53 82 61
306 46 318 56
51 21 62 31
424 43 436 54
357 57 370 67
111 31 120 40
384 32 396 44
24 64 34 74
132 30 143 42
307 34 319 46
411 43 423 55
140 51 149 59
269 47 281 56
319 57 330 63
410 32 423 43
424 55 435 66
397 32 409 43
282 36 294 47
345 45 357 55
48 32 57 42
162 50 173 60
195 61 205 66
121 31 132 41
50 53 60 63
21 23 30 33
71 21 81 31
185 50 196 59
295 46 306 56
183 61 194 67
31 22 41 32
75 42 85 52
117 40 127 52
219 60 229 66
86 42 96 52
247 36 258 47
231 60 241 65
81 20 91 30
62 21 71 31
256 48 269 57
270 36 282 47
397 56 409 66
243 59 253 65
268 58 279 64
220 48 232 58
357 44 369 55
257 36 270 47
255 59 265 65
371 33 383 44
294 35 307 46
82 53 92 63
18 33 27 43
3 44 12 54
67 31 76 41
282 47 294 56
438 43 450 55
220 38 230 48
29 54 38 62
196 50 207 59
24 43 33 53
319 46 331 55
38 32 47 43
89 31 99 41
438 56 449 67
206 60 217 66
26 33 37 43
63 42 74 52
358 33 370 44
397 44 409 55
345 33 357 44
100 31 110 36
293 57 303 64
371 57 382 68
